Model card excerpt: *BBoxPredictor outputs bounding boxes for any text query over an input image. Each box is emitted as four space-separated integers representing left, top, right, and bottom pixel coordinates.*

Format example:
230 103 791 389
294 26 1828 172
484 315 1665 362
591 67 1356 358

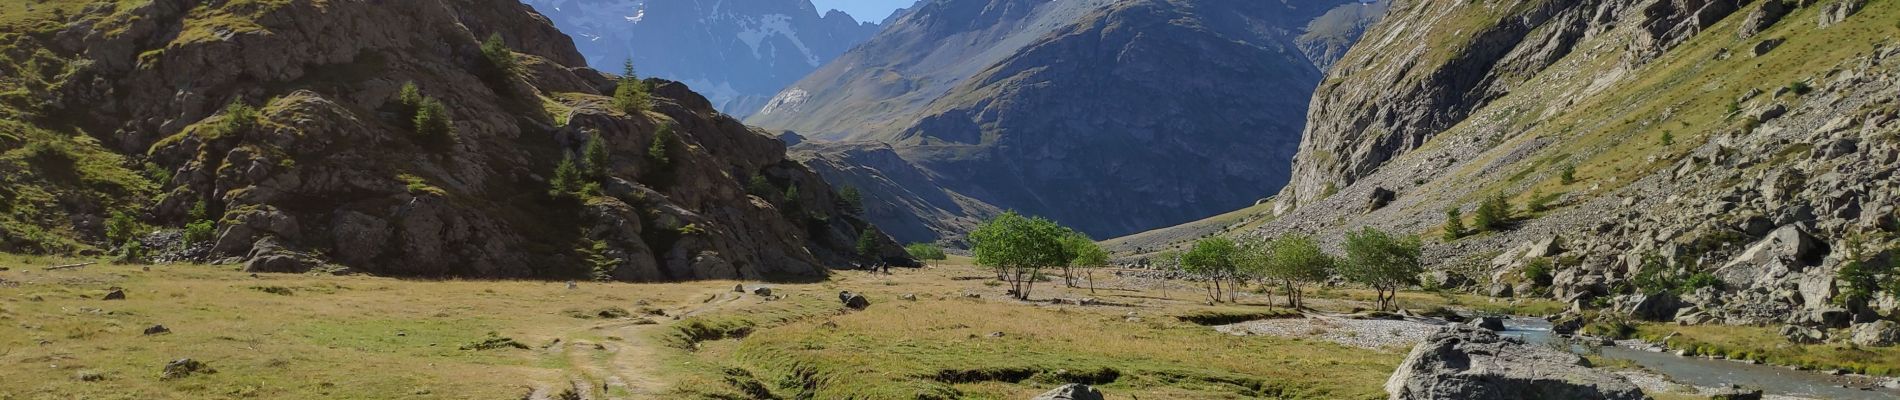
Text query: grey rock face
1849 320 1900 347
1031 383 1105 400
1386 326 1645 400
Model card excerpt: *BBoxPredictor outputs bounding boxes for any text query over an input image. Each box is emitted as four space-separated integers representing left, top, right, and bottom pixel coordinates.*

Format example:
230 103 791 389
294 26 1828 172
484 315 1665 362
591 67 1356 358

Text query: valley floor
2 254 1864 399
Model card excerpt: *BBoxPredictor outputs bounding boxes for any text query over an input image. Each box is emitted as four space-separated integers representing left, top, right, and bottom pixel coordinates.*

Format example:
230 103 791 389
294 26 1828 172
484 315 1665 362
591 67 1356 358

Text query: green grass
1636 324 1900 377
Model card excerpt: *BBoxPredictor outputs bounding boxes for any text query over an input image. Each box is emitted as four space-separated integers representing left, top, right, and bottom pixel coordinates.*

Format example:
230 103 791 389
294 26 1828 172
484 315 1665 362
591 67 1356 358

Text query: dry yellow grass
0 253 1564 399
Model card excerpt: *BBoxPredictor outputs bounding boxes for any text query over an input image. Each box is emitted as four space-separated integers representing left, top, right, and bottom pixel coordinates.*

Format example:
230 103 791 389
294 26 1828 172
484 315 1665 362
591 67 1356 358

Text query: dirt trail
543 287 755 400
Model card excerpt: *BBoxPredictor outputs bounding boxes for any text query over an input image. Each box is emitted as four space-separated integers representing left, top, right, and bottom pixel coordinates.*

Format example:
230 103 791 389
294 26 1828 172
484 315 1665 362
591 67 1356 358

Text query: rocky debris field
1216 314 1445 350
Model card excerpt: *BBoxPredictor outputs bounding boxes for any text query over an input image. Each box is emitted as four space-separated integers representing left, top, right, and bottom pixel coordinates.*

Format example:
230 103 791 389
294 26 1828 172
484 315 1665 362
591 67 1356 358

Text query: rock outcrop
1386 327 1646 400
1031 383 1105 400
0 0 908 280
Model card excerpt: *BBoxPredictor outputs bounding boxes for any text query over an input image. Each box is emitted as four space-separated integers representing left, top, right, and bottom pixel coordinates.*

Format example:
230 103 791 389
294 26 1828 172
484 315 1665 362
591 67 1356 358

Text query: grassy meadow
0 253 1583 399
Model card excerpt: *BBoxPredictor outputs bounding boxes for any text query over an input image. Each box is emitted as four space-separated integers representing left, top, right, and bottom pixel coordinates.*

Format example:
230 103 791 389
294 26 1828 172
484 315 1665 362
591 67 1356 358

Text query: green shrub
905 243 947 260
840 186 863 214
746 175 778 201
1472 195 1511 232
1442 208 1467 240
114 239 146 264
412 97 452 140
142 162 172 187
1660 131 1674 146
105 210 137 244
1559 165 1576 185
856 227 881 258
188 200 209 222
1683 272 1724 290
1787 81 1812 96
480 33 520 78
183 219 215 246
580 239 618 282
395 81 422 114
582 132 609 180
647 124 674 170
548 154 583 199
612 59 650 113
1522 258 1554 287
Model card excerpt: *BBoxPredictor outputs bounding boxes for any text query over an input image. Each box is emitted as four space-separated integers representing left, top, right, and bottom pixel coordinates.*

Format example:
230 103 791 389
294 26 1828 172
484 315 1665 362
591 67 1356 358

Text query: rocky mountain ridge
751 0 1383 242
520 0 882 117
1231 0 1898 344
0 0 907 280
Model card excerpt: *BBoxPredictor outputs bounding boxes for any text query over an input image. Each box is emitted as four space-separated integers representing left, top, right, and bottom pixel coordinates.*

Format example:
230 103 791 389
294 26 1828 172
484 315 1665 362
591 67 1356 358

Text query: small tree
481 33 520 77
396 81 423 115
1442 208 1467 241
1056 233 1099 288
969 212 1073 300
549 154 583 199
1660 130 1675 146
613 58 651 113
1472 194 1511 232
856 227 882 262
581 239 619 282
582 131 610 180
188 200 209 222
115 239 146 265
647 124 674 170
105 210 137 244
183 220 216 246
1261 234 1335 309
414 97 453 140
1181 237 1241 303
1340 227 1421 312
747 175 778 201
1560 165 1577 185
840 186 864 214
1068 236 1109 294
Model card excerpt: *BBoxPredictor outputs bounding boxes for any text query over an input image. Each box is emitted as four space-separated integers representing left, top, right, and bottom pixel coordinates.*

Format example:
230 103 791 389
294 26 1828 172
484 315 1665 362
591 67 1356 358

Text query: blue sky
811 0 914 23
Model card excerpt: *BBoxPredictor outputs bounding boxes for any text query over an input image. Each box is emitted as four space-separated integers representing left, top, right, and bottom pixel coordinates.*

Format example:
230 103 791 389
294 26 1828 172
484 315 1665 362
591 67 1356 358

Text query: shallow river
1498 318 1900 400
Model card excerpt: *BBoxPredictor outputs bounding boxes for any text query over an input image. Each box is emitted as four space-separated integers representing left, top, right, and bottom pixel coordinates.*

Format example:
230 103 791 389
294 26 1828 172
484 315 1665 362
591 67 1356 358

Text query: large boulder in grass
1386 326 1645 400
1031 384 1104 400
838 291 870 309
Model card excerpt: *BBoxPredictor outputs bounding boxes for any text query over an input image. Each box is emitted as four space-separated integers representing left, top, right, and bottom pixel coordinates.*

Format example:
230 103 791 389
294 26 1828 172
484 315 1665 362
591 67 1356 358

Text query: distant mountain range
750 0 1387 243
521 0 885 117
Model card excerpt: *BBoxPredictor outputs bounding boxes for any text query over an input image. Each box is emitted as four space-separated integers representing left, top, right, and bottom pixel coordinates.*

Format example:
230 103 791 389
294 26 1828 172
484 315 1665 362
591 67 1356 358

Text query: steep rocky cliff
1241 0 1898 338
520 0 882 117
753 0 1377 241
0 0 906 280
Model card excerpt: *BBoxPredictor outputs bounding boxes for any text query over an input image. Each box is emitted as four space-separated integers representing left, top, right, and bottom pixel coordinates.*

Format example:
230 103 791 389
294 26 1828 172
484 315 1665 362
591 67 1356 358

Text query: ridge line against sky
811 0 914 23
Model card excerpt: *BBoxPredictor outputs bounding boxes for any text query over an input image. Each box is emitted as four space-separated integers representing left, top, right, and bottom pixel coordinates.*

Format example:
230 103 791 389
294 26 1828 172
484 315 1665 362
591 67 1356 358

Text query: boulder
242 237 323 273
103 289 126 301
1709 387 1764 400
143 325 171 335
1817 0 1867 27
1031 383 1105 400
1487 282 1514 298
1717 225 1822 288
1848 320 1899 347
1738 0 1792 39
1473 317 1507 331
1779 324 1827 344
1622 293 1683 321
751 287 773 297
160 358 215 380
1385 326 1645 400
1366 187 1397 212
838 291 870 309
